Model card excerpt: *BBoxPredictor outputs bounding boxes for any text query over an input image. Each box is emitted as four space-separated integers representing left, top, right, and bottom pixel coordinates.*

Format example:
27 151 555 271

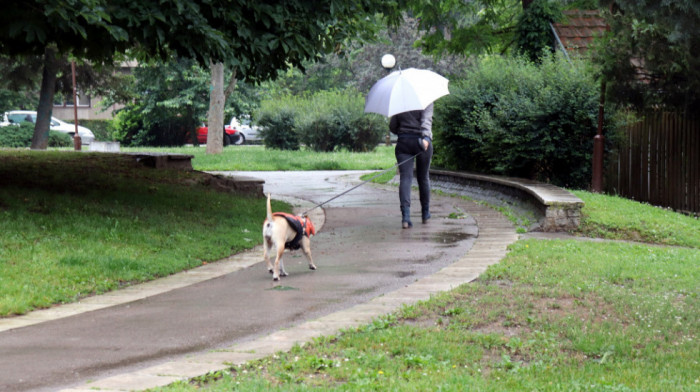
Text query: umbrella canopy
364 68 450 117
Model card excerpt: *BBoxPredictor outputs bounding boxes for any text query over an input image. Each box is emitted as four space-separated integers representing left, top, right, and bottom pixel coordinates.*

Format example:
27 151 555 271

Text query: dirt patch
472 321 529 337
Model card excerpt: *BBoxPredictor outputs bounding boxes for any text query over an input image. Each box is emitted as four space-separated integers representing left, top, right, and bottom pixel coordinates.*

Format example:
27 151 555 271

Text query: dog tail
266 193 273 222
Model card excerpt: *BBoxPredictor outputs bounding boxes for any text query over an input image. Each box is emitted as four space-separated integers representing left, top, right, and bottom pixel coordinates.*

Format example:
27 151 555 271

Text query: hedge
0 123 72 148
256 89 386 152
433 54 608 189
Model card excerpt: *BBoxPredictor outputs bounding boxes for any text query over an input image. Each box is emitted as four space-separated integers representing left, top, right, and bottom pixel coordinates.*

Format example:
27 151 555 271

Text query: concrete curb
60 198 517 391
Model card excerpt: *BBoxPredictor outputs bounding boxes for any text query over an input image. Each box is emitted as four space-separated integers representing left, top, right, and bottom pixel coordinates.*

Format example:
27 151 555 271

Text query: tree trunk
206 61 225 154
522 0 533 9
31 46 59 150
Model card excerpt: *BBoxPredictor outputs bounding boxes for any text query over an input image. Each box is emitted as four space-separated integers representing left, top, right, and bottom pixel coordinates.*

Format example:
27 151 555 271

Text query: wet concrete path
0 171 513 392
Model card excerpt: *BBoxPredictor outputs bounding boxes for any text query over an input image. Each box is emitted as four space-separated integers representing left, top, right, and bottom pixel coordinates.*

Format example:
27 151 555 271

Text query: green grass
122 145 396 172
159 239 699 391
573 190 700 249
2 147 698 390
0 150 290 316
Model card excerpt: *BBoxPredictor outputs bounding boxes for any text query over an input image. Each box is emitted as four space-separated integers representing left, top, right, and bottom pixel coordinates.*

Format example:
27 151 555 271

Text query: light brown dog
262 194 316 281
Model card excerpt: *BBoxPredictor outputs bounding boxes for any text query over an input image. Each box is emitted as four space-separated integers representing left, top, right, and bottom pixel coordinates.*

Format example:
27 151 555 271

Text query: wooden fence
605 112 700 215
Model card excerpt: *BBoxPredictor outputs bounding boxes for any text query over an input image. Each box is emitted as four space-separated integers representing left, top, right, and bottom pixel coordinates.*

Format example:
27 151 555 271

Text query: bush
434 54 609 189
48 130 73 147
256 89 387 152
0 123 72 148
112 104 149 146
257 108 300 150
343 115 386 152
78 119 117 141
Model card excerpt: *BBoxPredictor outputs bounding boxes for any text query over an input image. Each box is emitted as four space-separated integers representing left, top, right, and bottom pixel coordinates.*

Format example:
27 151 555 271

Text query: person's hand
422 138 430 150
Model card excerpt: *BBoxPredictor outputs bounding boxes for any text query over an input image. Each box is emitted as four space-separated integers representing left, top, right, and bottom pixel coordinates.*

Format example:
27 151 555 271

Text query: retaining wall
429 169 584 232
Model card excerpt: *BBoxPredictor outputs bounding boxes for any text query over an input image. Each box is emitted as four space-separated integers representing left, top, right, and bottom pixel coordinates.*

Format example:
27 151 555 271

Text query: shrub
78 119 117 141
48 130 72 147
0 123 72 148
343 114 386 152
256 89 387 152
257 108 300 150
434 54 608 189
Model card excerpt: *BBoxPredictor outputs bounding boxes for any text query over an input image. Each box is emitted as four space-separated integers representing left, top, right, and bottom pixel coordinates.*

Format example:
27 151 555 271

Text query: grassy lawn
140 150 695 391
573 190 700 248
159 239 698 391
122 145 397 172
0 146 397 316
1 147 698 390
0 150 291 316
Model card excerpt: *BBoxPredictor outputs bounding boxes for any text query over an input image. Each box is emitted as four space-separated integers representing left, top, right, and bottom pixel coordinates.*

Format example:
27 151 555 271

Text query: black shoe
422 212 431 224
401 206 412 229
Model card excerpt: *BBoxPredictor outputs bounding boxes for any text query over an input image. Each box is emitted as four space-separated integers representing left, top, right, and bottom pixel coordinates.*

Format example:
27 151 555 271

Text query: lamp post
381 54 396 71
381 54 396 145
591 81 606 192
71 61 81 150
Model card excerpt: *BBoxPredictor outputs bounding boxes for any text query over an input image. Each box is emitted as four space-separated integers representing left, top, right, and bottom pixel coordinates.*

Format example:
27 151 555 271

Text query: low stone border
430 169 584 232
123 152 195 170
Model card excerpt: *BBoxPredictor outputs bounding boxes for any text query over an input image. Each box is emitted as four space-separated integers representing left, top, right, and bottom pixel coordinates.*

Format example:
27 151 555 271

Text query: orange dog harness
272 212 316 250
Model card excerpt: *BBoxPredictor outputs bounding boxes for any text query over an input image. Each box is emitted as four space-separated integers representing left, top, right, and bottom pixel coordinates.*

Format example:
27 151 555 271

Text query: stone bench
429 169 584 232
124 152 195 171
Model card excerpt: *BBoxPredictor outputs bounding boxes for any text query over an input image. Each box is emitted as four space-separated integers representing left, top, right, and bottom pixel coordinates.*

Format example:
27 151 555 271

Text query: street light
381 54 395 145
71 61 81 150
381 54 396 71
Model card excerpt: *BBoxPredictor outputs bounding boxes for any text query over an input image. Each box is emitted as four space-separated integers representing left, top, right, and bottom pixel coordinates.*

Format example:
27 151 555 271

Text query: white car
1 110 95 145
229 116 260 145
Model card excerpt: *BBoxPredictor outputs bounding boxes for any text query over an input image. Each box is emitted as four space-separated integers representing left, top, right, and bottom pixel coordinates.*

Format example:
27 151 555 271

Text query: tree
514 0 562 62
407 0 526 56
2 0 406 151
111 59 210 146
0 55 43 113
1 0 251 149
256 15 468 98
594 0 700 111
407 0 577 59
207 62 226 154
201 1 407 153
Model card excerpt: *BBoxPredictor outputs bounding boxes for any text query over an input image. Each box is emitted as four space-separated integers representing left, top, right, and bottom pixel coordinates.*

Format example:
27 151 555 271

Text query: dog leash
300 150 424 217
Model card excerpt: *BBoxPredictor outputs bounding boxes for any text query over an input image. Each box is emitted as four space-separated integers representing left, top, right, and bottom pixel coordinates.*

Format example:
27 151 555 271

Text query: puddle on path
433 230 475 244
395 270 416 278
267 285 299 291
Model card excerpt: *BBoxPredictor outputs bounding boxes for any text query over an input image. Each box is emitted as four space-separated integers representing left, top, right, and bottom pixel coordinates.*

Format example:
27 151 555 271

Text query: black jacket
389 103 433 140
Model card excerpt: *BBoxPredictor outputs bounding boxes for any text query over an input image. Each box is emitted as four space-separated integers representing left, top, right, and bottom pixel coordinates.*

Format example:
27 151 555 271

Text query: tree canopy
1 0 406 79
407 0 525 56
594 0 700 111
1 0 406 149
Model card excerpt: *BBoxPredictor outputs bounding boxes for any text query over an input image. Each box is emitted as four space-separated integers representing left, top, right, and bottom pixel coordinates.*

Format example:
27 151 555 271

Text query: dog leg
272 246 285 281
279 257 288 277
300 237 316 270
263 237 274 273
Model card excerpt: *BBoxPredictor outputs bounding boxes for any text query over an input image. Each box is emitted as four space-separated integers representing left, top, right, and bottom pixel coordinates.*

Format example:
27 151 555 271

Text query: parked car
229 116 260 144
192 122 241 146
1 110 95 145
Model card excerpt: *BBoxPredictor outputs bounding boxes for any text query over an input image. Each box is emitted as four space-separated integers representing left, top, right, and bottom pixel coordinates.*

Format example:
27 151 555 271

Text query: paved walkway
0 171 518 392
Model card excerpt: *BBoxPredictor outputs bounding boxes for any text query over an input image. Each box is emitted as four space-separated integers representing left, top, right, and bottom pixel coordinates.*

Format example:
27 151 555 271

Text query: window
53 92 91 108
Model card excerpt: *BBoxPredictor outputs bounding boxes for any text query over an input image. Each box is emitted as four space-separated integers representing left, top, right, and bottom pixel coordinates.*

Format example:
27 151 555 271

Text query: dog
262 193 316 281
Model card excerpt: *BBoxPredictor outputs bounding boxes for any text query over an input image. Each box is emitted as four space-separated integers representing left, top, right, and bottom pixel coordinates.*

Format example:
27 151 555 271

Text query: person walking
389 103 434 229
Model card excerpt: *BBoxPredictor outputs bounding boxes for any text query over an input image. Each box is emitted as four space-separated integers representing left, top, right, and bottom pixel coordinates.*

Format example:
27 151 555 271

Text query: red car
193 124 241 146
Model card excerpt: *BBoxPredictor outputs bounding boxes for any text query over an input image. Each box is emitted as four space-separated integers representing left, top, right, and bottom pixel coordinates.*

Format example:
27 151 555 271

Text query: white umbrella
364 68 450 117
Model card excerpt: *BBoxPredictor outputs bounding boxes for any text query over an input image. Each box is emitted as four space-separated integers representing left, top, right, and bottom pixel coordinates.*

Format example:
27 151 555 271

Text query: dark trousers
395 137 433 212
